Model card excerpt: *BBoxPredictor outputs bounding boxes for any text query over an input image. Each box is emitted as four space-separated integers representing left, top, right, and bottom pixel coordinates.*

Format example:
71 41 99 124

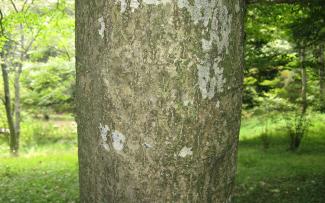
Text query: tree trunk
1 52 17 155
319 44 325 112
300 48 307 114
76 1 244 202
13 63 22 152
12 24 25 154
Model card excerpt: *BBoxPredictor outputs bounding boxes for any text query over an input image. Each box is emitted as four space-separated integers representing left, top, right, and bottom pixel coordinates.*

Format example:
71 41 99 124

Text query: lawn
0 113 324 203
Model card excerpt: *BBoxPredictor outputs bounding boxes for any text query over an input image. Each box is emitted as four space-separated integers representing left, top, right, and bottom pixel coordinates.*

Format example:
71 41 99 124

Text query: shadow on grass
235 132 325 203
234 175 325 203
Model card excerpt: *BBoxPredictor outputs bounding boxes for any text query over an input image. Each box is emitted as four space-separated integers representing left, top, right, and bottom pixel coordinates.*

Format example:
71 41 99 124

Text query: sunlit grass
0 149 79 203
0 113 324 202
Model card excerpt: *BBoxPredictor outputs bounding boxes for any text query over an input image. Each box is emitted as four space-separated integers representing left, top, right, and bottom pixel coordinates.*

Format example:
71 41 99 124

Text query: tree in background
0 0 75 155
76 0 244 202
244 1 324 150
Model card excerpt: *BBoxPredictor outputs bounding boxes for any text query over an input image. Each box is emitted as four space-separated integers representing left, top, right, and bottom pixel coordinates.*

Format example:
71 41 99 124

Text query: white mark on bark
117 0 169 13
98 17 105 39
143 0 171 5
196 0 232 99
130 0 140 12
179 146 193 157
183 98 193 106
99 123 110 151
207 1 232 55
144 143 153 148
198 58 226 99
112 131 125 151
216 100 220 108
201 39 212 52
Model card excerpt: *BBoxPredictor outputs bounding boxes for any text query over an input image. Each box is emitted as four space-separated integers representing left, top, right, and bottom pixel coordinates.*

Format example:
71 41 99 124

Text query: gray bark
13 24 25 152
76 0 244 202
13 62 22 151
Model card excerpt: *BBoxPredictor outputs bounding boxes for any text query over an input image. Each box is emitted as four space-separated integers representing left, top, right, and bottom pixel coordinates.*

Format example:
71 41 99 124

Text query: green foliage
244 3 325 113
0 0 75 114
20 118 76 147
21 57 75 113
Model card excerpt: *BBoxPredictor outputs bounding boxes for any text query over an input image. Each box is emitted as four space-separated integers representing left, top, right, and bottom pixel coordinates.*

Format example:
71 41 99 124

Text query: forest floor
0 113 325 203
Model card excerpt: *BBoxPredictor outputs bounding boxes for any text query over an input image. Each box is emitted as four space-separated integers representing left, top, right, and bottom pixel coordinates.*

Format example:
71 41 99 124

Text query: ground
0 113 324 203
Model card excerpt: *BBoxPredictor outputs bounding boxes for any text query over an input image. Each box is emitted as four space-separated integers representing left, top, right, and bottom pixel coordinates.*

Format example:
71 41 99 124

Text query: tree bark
300 48 307 114
13 62 22 151
319 44 325 112
1 52 17 155
12 24 25 154
76 0 244 202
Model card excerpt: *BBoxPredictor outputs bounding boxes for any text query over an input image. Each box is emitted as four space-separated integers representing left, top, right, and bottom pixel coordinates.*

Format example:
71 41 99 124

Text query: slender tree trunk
76 1 244 202
319 44 325 112
1 52 17 155
300 48 307 114
12 24 25 154
13 62 22 152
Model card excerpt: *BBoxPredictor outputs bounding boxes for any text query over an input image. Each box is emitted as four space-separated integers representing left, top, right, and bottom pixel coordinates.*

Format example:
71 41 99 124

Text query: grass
0 150 79 203
235 112 325 202
0 113 324 202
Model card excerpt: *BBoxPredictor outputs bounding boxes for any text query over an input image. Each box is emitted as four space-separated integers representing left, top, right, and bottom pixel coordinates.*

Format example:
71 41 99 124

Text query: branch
23 8 57 54
22 0 34 13
21 0 30 12
0 9 4 36
9 0 19 13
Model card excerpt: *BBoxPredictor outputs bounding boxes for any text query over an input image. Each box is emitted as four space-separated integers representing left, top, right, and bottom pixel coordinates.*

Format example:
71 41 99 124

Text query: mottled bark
300 48 307 114
319 44 325 112
1 52 17 155
76 0 244 202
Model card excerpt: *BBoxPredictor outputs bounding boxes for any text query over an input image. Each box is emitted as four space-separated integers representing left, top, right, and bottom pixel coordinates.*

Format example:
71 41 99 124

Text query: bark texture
76 0 244 202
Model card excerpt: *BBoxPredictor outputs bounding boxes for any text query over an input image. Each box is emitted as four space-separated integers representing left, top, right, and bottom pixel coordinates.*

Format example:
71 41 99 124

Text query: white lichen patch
213 60 227 93
112 131 125 151
216 100 220 108
179 146 193 157
116 0 127 13
98 17 105 39
211 3 232 55
198 64 217 100
143 0 171 5
195 0 232 100
182 94 194 106
130 0 140 12
201 39 212 52
197 58 226 99
99 123 110 151
117 0 170 13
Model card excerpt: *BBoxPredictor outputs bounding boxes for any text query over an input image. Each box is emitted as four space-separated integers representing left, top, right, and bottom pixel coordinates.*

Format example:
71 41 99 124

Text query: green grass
235 112 325 202
0 113 324 202
0 149 79 203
